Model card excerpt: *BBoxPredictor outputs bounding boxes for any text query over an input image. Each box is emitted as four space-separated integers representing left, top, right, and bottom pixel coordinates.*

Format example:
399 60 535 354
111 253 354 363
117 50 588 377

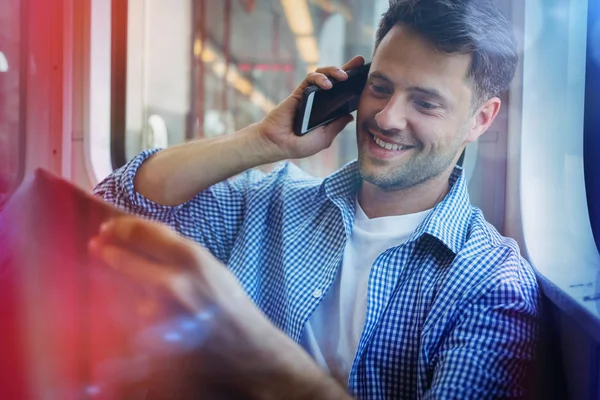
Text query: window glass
0 0 24 205
518 0 600 279
120 0 384 176
584 0 600 252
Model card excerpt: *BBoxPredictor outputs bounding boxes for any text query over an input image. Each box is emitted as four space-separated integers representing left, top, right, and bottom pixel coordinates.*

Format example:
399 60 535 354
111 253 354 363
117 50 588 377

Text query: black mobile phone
293 62 371 136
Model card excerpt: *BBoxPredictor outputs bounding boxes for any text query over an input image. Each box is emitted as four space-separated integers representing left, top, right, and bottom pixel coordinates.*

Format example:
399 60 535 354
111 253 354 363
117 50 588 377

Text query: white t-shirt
301 199 432 385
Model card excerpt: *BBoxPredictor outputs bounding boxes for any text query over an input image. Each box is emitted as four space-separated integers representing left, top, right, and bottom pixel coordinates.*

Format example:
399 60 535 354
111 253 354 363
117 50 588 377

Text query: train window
0 0 26 205
584 0 600 253
517 0 600 287
112 0 387 177
88 0 115 182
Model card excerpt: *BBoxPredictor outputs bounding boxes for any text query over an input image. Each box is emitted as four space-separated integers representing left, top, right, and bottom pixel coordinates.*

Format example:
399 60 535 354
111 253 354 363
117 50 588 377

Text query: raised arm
132 57 365 206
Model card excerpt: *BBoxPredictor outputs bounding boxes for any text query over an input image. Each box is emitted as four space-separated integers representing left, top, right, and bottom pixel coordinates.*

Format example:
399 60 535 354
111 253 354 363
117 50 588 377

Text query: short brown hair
376 0 518 105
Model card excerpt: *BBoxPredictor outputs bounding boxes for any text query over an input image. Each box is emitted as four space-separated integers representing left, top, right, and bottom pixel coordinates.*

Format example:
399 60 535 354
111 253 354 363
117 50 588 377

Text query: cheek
408 113 461 151
407 114 441 149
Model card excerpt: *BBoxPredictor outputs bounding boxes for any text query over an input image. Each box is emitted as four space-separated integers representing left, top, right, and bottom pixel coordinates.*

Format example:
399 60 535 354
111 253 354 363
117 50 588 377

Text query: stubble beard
356 129 466 193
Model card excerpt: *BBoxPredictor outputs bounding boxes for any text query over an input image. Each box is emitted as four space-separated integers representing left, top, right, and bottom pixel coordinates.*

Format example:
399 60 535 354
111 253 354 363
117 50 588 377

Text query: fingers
305 55 366 90
88 238 207 315
312 67 348 85
320 114 355 144
311 55 365 76
305 72 335 89
89 237 176 287
326 114 355 134
97 216 200 266
341 55 365 71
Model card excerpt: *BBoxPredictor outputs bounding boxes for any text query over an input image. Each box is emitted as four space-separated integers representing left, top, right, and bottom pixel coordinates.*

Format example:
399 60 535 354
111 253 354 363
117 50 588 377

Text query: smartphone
293 62 371 136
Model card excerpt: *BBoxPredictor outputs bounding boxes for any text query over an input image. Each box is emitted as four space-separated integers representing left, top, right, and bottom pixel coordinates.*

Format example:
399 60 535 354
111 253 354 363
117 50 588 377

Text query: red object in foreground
0 170 205 399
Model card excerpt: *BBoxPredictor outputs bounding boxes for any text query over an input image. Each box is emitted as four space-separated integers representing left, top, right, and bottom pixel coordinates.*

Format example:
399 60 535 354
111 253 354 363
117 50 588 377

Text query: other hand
88 216 309 396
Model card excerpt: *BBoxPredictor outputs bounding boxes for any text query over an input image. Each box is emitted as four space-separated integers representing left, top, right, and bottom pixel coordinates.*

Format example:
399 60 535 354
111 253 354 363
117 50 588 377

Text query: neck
358 168 454 219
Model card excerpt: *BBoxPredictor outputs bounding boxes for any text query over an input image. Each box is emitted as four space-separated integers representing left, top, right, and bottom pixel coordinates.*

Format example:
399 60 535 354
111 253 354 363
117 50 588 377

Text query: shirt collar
322 161 472 255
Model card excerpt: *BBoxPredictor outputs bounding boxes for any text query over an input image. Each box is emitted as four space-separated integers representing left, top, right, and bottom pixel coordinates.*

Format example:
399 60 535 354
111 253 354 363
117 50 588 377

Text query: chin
358 153 452 192
358 156 405 190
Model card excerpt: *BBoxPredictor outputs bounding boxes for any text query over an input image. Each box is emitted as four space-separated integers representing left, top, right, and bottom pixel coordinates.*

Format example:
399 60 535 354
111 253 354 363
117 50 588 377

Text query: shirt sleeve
93 148 274 264
424 276 540 400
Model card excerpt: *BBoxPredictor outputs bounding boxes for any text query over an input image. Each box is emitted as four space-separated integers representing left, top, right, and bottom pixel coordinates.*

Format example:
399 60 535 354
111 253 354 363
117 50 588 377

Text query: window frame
0 0 28 202
110 0 128 170
514 0 600 343
15 0 28 192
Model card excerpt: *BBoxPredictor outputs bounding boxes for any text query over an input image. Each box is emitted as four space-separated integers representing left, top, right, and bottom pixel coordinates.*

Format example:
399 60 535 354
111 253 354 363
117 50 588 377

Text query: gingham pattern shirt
95 149 540 399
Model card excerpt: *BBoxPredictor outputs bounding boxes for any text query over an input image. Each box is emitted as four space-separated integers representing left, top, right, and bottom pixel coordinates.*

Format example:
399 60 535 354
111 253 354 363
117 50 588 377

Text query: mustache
363 119 419 147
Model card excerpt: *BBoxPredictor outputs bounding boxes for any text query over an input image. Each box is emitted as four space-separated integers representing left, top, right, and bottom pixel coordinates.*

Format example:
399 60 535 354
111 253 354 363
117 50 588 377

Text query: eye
368 82 391 96
414 99 438 110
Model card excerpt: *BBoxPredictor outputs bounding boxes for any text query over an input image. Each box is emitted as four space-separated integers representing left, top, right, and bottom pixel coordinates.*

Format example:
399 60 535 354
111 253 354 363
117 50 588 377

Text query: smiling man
94 0 540 398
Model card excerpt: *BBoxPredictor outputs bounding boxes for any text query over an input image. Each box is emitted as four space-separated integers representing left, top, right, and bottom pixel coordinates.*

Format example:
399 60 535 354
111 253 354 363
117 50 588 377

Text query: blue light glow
85 385 101 396
163 332 183 342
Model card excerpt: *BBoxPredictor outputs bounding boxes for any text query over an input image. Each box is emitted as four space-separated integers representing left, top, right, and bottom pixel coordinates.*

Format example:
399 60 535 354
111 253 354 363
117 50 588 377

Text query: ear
465 97 501 143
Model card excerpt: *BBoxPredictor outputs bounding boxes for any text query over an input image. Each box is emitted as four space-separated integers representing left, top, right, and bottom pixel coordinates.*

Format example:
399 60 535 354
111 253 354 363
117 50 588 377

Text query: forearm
133 59 361 207
258 362 351 400
242 330 352 400
134 123 282 206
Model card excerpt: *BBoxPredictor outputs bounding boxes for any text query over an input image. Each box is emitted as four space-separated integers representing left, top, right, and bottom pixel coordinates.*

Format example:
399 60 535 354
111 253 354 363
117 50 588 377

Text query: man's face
356 24 475 191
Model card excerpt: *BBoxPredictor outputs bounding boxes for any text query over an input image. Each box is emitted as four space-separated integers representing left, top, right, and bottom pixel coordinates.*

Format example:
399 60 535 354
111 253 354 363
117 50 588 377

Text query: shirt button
312 289 323 298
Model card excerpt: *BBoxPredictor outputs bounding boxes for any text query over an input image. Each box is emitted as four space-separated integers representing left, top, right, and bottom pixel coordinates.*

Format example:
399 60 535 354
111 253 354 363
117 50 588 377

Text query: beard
357 122 466 192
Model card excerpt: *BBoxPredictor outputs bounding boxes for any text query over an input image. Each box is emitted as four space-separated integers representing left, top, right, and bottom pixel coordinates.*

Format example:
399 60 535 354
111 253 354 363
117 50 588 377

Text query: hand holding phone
256 56 366 162
293 62 371 136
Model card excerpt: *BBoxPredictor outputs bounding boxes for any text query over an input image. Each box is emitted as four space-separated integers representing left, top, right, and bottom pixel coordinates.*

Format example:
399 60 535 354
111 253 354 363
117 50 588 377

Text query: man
93 0 540 398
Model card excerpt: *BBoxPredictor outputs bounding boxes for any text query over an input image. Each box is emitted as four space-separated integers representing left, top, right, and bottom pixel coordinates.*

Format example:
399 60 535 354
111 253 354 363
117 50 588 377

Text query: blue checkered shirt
94 149 540 399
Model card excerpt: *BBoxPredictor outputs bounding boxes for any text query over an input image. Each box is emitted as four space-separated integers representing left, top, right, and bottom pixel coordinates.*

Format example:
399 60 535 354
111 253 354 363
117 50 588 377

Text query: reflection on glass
124 0 383 176
0 0 22 203
0 51 9 72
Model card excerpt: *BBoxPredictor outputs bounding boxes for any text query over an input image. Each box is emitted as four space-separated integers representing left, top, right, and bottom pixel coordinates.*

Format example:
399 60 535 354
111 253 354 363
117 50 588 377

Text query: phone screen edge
302 91 316 134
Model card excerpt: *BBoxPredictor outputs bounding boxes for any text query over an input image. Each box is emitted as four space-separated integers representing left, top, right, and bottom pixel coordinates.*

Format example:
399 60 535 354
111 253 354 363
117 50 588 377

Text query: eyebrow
370 71 448 102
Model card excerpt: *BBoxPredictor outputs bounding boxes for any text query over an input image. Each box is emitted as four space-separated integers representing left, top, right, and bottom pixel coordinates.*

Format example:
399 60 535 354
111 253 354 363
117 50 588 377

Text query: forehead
373 24 473 101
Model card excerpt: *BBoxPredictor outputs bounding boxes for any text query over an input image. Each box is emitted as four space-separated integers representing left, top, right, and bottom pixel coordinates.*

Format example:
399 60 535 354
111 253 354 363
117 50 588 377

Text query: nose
374 94 408 133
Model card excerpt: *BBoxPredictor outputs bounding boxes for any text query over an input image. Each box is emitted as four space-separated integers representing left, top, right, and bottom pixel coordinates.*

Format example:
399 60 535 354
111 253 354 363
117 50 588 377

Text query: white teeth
373 135 404 151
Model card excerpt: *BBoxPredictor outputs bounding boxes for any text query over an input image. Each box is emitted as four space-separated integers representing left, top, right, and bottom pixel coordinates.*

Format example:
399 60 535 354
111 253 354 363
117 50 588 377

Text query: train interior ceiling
1 0 600 398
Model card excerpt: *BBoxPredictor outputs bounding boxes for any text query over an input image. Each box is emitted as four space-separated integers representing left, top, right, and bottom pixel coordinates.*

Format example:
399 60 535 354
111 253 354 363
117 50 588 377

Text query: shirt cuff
116 148 185 218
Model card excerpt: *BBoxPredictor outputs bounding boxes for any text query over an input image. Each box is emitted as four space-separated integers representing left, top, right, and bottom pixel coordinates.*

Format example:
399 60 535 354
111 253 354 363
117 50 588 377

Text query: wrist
250 362 350 400
241 122 288 164
239 328 350 400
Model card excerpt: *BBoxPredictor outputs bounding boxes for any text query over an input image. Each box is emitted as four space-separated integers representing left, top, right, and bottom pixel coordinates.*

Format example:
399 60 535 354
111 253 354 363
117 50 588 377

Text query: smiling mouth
370 134 414 151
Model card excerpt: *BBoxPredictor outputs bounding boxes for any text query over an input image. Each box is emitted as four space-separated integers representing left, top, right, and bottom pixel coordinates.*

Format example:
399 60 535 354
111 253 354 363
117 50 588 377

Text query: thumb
322 114 355 142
